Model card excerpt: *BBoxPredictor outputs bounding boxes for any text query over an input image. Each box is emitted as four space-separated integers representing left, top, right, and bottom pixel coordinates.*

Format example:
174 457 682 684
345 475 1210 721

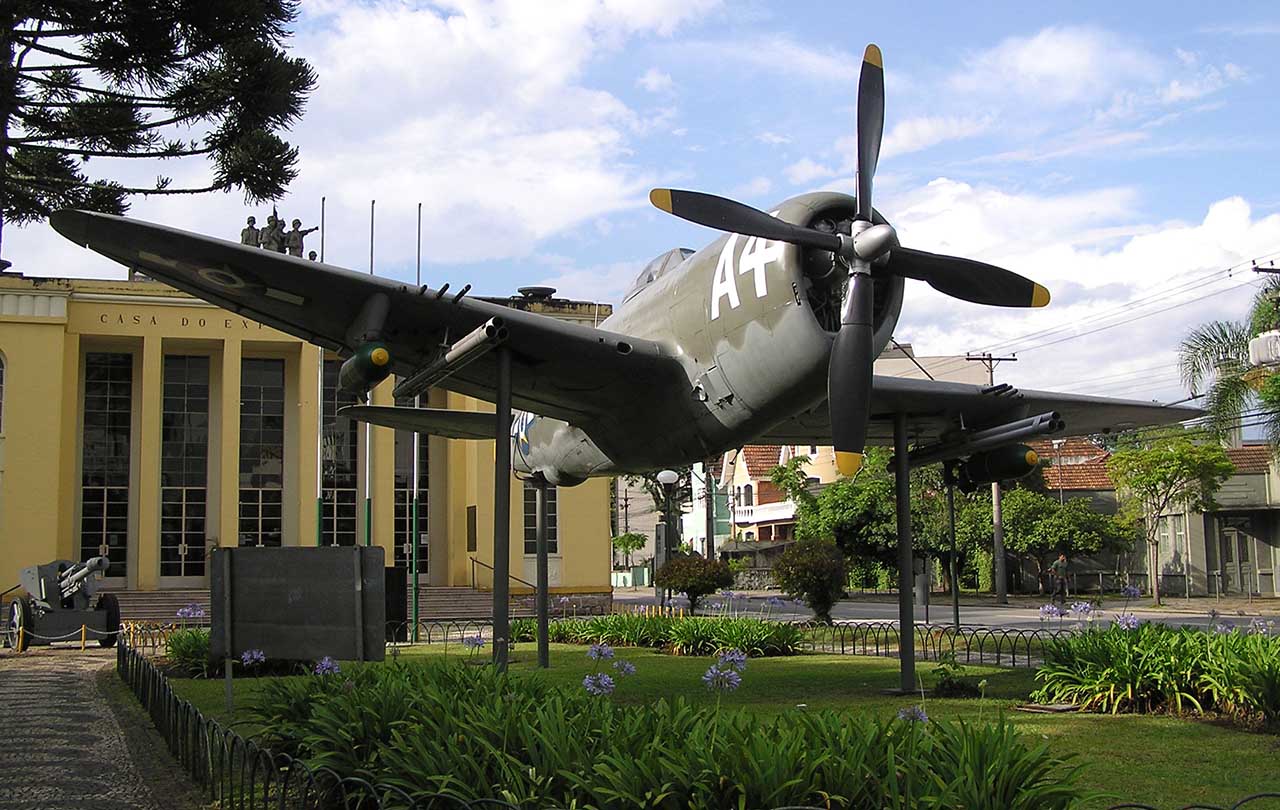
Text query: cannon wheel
96 593 120 648
8 597 33 652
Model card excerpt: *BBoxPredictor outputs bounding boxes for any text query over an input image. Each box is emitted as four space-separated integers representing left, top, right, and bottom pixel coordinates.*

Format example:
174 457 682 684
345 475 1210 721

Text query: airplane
50 45 1198 490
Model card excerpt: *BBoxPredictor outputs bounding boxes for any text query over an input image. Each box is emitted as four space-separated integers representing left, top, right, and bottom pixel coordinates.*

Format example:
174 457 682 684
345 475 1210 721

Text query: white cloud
8 0 720 281
880 116 993 160
637 67 673 93
756 132 791 145
784 157 835 185
686 34 855 80
949 26 1159 106
534 256 646 305
887 180 1280 403
1159 62 1246 103
729 176 772 199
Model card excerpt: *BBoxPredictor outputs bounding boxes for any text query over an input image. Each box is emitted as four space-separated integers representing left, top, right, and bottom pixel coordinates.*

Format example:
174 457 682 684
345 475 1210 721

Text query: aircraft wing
757 375 1201 446
50 210 686 424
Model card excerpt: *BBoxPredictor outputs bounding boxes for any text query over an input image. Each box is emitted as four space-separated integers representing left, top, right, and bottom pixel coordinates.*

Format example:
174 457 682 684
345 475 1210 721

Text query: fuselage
513 191 904 486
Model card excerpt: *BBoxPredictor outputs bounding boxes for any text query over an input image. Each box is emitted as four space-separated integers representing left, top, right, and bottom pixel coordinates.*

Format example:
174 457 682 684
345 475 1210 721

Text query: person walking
1050 552 1069 604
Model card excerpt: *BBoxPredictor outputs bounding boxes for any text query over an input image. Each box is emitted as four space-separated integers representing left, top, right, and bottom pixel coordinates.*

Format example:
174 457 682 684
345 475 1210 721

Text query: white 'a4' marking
710 217 786 320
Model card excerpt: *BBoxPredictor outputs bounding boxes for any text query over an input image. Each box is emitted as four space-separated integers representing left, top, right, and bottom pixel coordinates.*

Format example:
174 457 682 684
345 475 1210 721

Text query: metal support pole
993 481 1008 604
945 462 960 631
894 412 915 693
704 468 716 558
492 347 512 670
535 476 550 668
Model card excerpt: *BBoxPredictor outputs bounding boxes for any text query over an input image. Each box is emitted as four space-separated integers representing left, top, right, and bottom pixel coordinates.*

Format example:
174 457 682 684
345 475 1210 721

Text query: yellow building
0 273 613 618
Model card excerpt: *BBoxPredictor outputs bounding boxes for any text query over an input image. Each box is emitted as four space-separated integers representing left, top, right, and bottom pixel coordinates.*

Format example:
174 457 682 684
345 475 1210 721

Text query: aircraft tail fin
338 405 496 439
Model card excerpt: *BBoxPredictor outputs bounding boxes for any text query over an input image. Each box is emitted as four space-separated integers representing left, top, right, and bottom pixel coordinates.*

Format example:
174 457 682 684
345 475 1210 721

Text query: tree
610 532 646 568
999 490 1136 593
653 557 733 613
1178 277 1280 445
1107 439 1235 604
772 539 847 624
1 1 317 268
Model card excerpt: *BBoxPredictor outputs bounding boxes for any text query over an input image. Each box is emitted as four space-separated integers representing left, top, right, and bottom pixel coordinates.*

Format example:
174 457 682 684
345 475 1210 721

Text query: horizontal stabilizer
338 405 497 439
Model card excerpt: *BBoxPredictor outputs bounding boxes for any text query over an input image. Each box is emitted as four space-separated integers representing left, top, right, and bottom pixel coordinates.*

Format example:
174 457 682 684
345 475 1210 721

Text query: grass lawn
170 644 1280 809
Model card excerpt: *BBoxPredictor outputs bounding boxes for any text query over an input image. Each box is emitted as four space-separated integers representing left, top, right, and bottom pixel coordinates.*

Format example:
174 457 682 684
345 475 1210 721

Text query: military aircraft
50 45 1197 488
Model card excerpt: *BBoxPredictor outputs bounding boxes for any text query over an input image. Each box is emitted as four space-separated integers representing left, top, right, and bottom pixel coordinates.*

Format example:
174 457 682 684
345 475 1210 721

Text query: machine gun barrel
59 556 110 599
393 317 508 400
905 411 1063 468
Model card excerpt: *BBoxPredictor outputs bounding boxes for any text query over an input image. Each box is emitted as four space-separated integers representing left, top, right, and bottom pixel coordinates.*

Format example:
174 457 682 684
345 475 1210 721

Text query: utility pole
967 352 1017 605
704 466 717 559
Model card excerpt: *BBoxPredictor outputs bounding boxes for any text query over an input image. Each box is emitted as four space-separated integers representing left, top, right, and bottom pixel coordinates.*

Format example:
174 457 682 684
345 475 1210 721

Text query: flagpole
411 201 422 642
317 195 326 545
365 200 375 548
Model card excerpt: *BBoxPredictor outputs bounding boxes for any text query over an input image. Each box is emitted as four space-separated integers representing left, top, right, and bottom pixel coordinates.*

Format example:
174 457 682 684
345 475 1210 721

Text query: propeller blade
856 44 884 222
889 246 1051 308
649 188 841 252
829 273 876 476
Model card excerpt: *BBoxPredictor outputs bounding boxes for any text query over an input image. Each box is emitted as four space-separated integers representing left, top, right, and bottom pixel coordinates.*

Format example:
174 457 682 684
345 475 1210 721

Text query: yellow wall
0 276 611 596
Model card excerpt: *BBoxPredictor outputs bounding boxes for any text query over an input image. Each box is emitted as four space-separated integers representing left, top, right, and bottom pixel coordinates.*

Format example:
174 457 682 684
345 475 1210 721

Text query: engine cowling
339 342 392 395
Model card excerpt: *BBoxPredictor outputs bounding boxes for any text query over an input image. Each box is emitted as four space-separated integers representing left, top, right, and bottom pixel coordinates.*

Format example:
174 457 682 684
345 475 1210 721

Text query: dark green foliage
1034 623 1280 724
654 556 733 612
244 659 1089 808
546 614 802 657
165 627 212 678
772 539 847 623
2 0 317 262
509 617 536 642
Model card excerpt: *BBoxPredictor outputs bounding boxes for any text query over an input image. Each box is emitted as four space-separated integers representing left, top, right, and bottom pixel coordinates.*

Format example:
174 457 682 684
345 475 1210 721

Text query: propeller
649 44 1050 476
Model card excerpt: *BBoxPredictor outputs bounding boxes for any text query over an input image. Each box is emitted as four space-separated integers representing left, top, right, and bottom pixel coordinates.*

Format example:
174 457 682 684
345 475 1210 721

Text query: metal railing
468 557 536 592
804 621 1064 668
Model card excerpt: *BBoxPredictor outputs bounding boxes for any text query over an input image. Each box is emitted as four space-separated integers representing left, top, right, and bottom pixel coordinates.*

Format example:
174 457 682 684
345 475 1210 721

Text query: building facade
0 274 612 607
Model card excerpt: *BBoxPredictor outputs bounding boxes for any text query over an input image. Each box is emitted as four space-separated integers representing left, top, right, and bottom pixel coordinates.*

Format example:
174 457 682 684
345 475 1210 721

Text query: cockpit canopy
623 247 694 302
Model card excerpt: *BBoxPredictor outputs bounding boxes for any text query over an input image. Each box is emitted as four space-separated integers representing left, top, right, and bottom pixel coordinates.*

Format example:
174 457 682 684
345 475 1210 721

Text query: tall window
743 484 754 506
0 352 5 432
321 359 359 546
239 358 284 546
81 352 132 575
523 481 558 555
161 356 209 576
393 388 429 569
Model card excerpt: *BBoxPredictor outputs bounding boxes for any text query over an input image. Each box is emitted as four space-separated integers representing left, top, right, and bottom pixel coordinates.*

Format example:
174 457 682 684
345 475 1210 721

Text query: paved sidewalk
0 646 193 810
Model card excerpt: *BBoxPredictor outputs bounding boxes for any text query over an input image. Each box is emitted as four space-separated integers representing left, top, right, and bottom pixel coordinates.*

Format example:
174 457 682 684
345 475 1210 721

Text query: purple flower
1069 601 1094 617
702 665 742 692
717 649 748 672
587 643 614 661
558 596 572 606
706 602 724 611
314 656 340 676
176 603 206 619
1248 617 1268 635
719 590 737 600
240 648 266 667
613 659 637 677
463 635 486 650
583 672 616 696
897 705 929 723
1214 622 1233 635
764 596 786 609
1114 614 1140 631
1039 604 1064 620
1120 584 1141 599
792 597 806 607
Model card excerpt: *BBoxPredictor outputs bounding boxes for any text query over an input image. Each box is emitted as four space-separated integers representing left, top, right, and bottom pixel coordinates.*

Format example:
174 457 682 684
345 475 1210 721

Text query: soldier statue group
240 210 318 259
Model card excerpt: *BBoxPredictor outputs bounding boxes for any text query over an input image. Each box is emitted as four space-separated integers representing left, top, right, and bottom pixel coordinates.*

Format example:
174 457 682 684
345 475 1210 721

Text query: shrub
165 628 212 678
1033 622 1280 724
246 660 1089 808
654 557 733 612
772 539 848 623
510 617 536 642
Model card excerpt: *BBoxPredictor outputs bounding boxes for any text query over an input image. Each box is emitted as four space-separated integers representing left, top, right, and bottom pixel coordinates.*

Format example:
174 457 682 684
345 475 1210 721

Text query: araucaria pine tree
0 1 317 269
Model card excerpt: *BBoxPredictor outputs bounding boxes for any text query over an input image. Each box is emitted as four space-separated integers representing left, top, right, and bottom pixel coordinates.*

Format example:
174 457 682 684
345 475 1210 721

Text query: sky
11 1 1280 413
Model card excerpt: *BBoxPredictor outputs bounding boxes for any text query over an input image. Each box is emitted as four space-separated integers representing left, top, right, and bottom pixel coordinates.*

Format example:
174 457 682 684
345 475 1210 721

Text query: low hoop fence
803 621 1065 668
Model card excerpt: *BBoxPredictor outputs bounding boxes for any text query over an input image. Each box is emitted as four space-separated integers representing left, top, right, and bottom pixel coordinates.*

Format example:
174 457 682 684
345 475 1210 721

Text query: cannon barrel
59 556 109 598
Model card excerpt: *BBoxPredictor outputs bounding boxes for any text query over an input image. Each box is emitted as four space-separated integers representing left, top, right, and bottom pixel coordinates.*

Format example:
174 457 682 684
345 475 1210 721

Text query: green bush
654 556 733 612
772 539 848 623
165 628 212 678
1033 623 1280 724
246 660 1089 808
510 618 536 642
538 615 803 657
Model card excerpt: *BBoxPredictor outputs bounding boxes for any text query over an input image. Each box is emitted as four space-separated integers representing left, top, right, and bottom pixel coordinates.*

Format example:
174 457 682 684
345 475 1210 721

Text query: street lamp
655 469 680 605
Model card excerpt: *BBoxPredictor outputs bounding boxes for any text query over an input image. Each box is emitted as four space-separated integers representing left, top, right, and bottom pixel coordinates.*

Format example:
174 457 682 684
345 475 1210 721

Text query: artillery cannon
5 557 119 652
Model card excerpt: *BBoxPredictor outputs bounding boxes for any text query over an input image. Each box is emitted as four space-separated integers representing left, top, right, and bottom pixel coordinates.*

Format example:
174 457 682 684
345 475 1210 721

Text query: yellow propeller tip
864 44 883 68
1032 284 1051 307
650 188 673 213
370 347 390 366
1025 449 1040 466
836 451 864 476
